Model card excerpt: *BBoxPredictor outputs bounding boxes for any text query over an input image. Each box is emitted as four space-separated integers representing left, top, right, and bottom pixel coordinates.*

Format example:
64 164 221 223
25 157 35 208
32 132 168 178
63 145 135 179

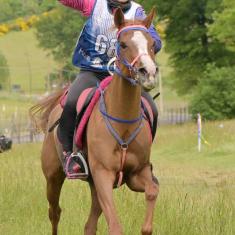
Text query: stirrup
65 152 89 179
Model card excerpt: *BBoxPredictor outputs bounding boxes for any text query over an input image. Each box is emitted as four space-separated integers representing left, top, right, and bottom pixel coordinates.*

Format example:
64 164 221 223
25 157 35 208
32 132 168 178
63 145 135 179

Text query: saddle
59 76 154 150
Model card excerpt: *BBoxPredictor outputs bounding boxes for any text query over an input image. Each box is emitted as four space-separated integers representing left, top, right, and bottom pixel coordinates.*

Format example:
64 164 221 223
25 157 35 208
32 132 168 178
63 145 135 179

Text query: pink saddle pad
75 76 113 149
59 76 154 149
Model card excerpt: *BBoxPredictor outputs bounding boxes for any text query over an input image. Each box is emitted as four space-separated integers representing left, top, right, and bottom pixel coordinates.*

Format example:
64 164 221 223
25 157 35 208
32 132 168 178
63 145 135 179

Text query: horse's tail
29 87 67 133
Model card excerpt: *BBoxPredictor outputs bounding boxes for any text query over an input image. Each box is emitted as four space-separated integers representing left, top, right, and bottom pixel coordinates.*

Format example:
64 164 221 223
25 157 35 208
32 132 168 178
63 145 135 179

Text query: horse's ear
143 7 156 29
114 7 125 29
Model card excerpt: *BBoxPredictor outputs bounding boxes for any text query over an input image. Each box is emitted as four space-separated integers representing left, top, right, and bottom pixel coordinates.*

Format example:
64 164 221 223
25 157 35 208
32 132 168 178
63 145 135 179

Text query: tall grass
0 120 234 235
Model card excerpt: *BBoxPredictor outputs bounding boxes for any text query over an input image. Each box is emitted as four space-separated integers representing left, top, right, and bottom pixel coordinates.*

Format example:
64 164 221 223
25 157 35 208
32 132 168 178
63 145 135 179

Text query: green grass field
0 30 57 93
0 120 234 235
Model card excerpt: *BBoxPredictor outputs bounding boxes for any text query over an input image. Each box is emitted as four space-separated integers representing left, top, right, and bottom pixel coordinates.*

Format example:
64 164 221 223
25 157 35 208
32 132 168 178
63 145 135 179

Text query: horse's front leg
126 165 159 235
91 168 123 235
84 183 102 235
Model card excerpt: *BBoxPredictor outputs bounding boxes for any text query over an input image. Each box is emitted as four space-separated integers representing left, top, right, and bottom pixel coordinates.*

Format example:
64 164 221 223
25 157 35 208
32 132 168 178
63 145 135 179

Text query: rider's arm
59 0 95 17
135 7 162 54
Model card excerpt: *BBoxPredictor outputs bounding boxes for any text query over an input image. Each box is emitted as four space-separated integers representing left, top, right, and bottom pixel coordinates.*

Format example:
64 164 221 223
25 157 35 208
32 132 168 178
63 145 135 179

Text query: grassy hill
0 120 234 234
0 29 57 93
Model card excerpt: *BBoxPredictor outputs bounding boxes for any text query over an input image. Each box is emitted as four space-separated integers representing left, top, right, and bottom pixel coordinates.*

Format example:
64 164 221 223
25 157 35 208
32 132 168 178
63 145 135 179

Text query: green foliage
136 0 157 12
38 0 56 12
0 0 23 22
0 51 9 89
35 6 84 66
155 0 235 95
190 65 235 120
0 0 56 22
209 0 235 52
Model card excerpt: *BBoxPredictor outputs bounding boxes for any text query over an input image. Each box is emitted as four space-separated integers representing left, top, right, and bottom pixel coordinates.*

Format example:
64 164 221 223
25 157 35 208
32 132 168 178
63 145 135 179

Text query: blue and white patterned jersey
72 0 141 72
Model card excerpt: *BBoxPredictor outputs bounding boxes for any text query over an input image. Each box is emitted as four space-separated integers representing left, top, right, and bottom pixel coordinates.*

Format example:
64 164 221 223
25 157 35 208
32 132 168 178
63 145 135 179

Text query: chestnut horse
30 8 159 235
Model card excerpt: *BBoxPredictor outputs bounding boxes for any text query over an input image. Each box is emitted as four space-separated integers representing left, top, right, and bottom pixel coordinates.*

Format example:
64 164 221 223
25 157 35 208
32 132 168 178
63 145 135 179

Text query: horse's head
114 7 159 90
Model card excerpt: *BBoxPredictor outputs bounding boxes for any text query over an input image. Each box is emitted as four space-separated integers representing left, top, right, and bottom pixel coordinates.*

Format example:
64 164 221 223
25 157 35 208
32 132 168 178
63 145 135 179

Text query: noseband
115 25 150 86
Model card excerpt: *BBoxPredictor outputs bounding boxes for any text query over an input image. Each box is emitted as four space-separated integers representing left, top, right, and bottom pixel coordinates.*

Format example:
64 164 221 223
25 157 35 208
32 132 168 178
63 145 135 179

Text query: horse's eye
151 42 155 50
120 42 127 49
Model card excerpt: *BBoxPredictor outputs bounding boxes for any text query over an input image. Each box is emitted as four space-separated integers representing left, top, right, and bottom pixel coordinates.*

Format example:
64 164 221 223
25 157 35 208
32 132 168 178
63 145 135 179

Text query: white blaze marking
131 31 156 76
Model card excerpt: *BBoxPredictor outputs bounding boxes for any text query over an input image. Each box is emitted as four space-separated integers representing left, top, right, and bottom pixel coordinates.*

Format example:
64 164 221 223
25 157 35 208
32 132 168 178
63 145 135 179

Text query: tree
189 0 235 120
35 6 84 67
190 65 235 120
0 0 22 22
0 51 10 90
0 0 56 22
209 0 235 52
155 0 235 95
137 0 158 12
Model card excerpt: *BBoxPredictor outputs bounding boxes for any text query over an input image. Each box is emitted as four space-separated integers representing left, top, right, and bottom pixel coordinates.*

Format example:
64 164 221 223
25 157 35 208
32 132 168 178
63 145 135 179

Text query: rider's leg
58 70 109 152
141 91 158 140
57 70 109 177
141 91 159 185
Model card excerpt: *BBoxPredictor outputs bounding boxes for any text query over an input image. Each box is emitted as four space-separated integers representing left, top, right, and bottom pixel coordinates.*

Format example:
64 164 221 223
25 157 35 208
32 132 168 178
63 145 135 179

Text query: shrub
0 24 9 34
190 65 235 120
15 18 30 31
27 15 40 26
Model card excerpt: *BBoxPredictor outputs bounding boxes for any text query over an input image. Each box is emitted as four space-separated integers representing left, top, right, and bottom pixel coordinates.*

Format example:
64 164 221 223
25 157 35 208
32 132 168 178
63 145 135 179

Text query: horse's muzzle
138 67 158 90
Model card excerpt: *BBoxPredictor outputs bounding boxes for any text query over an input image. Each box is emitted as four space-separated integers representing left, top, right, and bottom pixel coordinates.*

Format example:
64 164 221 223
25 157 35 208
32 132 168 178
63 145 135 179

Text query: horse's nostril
155 67 159 74
138 67 148 75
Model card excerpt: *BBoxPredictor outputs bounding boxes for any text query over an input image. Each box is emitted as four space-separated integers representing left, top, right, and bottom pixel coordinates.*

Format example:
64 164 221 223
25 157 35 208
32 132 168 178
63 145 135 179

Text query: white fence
159 106 192 125
0 114 43 144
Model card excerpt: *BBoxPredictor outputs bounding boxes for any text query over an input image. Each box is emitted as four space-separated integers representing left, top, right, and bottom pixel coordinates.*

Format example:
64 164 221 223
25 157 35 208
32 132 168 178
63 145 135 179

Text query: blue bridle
98 25 151 144
114 25 150 86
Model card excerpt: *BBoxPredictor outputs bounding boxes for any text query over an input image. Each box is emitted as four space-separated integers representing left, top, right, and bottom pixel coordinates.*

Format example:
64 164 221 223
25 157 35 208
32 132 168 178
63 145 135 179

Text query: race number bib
95 35 117 57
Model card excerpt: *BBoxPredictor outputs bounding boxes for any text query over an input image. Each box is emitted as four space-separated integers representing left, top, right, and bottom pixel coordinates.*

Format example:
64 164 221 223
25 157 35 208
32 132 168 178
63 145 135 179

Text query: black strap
153 92 160 100
48 118 60 132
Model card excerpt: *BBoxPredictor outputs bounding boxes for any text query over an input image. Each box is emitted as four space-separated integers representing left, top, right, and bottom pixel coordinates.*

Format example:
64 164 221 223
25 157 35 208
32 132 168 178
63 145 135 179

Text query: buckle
121 143 128 150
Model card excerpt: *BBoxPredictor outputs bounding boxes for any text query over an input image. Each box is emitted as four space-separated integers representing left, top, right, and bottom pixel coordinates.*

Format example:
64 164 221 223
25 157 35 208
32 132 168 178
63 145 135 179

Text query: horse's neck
105 71 141 121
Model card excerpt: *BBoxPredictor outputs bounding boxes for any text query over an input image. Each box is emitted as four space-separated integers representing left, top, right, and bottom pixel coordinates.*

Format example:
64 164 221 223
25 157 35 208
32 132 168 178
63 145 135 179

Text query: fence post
197 113 202 152
17 114 21 144
170 108 174 124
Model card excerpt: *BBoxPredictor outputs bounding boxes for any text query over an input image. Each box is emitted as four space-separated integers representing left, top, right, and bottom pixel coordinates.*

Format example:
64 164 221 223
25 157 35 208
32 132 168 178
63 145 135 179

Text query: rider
57 0 162 178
